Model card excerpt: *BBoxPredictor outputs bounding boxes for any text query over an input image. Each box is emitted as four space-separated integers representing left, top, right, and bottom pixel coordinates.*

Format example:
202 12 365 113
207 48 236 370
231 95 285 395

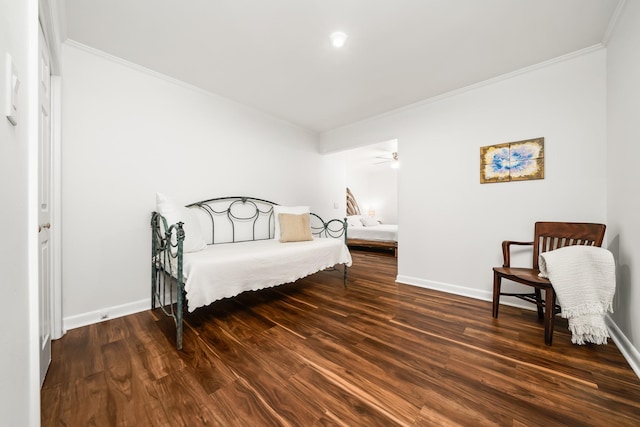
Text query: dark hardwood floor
41 250 640 426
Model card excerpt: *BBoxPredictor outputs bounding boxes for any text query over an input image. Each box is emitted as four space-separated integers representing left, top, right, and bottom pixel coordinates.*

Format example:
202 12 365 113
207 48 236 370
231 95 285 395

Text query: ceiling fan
374 151 399 168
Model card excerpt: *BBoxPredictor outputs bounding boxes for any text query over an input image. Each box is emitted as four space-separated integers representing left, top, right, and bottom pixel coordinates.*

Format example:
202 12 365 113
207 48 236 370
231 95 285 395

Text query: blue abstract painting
480 138 544 183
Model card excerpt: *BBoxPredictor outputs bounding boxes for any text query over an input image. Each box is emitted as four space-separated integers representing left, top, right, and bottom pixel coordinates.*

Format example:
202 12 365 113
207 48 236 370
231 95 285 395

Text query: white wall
606 1 640 367
0 0 39 424
61 43 345 326
321 49 607 301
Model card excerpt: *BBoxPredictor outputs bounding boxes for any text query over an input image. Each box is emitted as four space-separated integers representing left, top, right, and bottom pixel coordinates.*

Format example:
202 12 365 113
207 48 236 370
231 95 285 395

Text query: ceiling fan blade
374 151 398 161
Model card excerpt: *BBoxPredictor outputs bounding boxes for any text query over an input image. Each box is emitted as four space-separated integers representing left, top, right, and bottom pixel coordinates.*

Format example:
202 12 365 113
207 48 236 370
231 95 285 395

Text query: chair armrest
501 240 533 267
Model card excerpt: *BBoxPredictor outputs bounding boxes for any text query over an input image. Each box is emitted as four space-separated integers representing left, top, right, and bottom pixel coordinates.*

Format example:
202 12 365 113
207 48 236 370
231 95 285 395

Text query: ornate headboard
346 187 361 216
180 196 346 244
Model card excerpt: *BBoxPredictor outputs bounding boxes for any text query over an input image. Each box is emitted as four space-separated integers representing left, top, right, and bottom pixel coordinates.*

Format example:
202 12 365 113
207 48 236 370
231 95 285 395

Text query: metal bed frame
151 196 348 350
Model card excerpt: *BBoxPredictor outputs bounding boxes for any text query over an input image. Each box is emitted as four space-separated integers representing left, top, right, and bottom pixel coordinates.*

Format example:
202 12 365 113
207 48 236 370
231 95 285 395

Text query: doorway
344 139 399 224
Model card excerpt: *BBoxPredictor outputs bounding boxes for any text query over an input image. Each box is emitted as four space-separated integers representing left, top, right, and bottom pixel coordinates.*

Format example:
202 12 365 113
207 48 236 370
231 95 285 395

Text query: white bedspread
348 224 398 242
538 245 615 345
182 238 352 312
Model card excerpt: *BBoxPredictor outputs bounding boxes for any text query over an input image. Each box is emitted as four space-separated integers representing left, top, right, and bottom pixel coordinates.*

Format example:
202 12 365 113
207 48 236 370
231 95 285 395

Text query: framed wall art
480 137 544 184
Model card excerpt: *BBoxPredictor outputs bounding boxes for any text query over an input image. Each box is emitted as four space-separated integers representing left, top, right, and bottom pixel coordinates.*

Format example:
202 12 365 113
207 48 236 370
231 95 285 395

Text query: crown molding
321 44 605 137
602 0 628 46
64 39 230 98
63 39 319 138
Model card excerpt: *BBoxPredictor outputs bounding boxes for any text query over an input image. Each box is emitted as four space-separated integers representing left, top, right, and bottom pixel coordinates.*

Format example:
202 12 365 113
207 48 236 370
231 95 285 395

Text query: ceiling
61 0 621 133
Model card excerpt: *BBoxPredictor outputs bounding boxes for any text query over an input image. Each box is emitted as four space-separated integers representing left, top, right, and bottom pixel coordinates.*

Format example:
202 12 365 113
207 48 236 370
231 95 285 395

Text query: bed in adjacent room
347 215 398 256
345 187 398 256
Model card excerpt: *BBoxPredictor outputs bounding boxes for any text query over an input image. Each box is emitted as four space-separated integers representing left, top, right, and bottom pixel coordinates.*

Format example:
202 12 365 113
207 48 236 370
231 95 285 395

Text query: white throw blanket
538 245 615 345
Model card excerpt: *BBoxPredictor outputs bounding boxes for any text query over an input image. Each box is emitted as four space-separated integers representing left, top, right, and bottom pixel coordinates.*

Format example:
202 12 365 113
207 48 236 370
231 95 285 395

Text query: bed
346 215 398 256
151 195 352 349
345 187 398 256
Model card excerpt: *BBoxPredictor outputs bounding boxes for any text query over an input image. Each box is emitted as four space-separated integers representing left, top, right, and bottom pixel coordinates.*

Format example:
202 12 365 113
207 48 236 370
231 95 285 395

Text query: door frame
50 74 62 339
26 0 63 422
38 18 53 387
39 0 63 341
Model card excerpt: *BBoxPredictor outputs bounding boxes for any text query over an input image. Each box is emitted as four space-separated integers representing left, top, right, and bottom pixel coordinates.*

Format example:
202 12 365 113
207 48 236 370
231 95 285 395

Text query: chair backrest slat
532 222 606 269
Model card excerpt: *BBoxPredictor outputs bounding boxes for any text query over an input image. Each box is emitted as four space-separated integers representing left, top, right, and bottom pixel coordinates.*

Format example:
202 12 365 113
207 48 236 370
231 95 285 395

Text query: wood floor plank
153 370 226 426
290 365 406 427
101 339 166 426
210 375 300 427
41 249 640 426
41 324 104 389
265 328 422 425
42 372 117 426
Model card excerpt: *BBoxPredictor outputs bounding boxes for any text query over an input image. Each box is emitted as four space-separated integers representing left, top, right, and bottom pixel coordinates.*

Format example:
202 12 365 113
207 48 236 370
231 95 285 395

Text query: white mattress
348 224 398 242
182 238 352 312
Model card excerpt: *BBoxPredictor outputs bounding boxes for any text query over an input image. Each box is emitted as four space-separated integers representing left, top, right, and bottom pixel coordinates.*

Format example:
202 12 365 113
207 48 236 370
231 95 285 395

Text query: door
38 23 53 386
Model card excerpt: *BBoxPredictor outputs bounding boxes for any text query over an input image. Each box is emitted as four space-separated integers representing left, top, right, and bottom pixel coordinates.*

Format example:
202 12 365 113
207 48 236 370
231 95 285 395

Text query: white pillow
346 215 365 227
360 216 379 227
273 205 310 239
156 193 207 253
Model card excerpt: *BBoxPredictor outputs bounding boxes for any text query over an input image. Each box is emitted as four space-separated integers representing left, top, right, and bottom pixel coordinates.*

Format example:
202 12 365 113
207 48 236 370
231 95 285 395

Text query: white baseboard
606 315 640 379
63 298 151 332
396 275 640 380
396 275 534 311
62 277 640 381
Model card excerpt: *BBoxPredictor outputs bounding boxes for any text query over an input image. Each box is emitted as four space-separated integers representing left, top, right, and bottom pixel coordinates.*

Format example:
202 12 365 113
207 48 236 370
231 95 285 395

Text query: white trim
40 0 63 341
63 277 640 381
397 275 640 379
28 0 41 424
606 315 640 379
602 0 628 46
319 44 605 150
396 274 533 311
63 298 151 331
63 39 317 137
50 75 63 339
38 0 63 74
64 40 205 93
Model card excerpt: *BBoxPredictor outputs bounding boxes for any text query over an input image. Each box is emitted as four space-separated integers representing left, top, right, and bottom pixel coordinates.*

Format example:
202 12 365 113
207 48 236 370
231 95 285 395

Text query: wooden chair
492 222 606 345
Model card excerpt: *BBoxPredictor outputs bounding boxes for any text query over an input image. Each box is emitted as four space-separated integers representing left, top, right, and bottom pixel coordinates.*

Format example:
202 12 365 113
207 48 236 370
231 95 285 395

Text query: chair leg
534 288 544 319
544 288 556 345
492 271 501 318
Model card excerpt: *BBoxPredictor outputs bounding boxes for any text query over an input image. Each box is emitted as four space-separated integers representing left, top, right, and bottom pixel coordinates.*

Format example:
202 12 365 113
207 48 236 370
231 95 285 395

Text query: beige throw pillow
273 205 310 239
278 213 313 243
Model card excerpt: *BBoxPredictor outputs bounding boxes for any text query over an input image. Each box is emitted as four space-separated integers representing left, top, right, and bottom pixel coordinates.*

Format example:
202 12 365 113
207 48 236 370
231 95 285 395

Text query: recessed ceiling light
330 32 348 48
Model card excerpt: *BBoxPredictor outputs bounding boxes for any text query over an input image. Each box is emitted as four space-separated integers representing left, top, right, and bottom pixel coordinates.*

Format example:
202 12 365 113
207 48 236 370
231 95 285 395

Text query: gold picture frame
480 137 544 184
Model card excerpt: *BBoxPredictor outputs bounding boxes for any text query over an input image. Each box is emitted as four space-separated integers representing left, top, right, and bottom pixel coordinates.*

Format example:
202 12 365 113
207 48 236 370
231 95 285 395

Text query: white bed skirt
348 224 398 242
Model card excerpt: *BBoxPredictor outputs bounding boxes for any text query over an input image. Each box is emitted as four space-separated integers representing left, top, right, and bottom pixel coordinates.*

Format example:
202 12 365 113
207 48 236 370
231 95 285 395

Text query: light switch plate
6 53 20 126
